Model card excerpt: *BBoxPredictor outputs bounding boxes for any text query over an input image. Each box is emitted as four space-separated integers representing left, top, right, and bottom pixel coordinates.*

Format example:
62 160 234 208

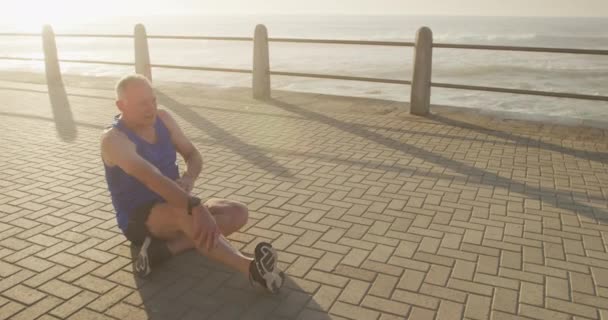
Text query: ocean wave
433 33 608 46
434 33 537 42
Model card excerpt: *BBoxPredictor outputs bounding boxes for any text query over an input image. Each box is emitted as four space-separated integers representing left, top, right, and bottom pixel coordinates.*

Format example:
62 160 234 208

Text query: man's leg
203 198 249 237
152 198 249 258
142 198 284 293
145 201 252 275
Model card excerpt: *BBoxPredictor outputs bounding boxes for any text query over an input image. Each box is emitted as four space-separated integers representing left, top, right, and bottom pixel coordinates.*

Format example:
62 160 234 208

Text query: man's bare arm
101 130 189 211
158 110 202 180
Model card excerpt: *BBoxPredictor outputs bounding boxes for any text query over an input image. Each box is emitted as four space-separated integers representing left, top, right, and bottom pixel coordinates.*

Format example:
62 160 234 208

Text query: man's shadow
128 244 331 320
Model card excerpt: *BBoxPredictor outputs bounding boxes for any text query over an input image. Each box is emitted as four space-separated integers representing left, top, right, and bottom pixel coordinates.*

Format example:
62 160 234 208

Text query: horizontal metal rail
151 64 251 74
0 56 132 66
2 32 606 55
148 35 251 41
0 56 408 83
56 34 132 39
269 38 414 47
59 59 133 66
271 71 411 84
0 33 41 37
0 56 44 61
149 36 416 47
2 32 607 101
434 43 608 56
0 33 414 46
431 82 608 102
0 33 132 38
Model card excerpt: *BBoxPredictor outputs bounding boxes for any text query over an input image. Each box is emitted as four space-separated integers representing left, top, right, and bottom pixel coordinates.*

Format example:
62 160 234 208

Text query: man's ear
115 99 124 112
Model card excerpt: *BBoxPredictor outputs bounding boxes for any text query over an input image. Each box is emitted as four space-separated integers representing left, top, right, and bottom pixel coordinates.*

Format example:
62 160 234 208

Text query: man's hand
191 205 220 252
176 174 195 194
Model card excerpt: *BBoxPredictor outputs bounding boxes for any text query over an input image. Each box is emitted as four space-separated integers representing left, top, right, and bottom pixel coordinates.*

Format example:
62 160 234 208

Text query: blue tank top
103 113 179 233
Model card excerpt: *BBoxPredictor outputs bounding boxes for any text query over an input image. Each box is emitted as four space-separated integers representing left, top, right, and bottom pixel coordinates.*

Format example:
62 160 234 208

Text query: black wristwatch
187 196 201 215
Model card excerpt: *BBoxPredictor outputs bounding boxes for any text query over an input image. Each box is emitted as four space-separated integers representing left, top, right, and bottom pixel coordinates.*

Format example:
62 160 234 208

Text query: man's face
116 81 157 127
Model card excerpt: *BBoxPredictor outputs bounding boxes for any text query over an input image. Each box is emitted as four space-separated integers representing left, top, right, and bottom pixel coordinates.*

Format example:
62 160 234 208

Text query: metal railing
1 25 607 115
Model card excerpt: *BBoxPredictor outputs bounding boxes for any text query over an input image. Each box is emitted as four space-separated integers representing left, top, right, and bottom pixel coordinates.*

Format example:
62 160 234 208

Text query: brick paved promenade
0 72 607 320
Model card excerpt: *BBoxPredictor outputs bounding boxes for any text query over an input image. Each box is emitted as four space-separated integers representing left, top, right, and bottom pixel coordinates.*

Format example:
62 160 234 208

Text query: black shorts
124 200 163 246
124 200 173 267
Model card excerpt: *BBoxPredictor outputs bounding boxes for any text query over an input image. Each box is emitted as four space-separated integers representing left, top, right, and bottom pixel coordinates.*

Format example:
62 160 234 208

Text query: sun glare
3 0 109 31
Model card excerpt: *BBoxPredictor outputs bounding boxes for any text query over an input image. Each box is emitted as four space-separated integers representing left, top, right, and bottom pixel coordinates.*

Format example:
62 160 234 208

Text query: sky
2 0 607 27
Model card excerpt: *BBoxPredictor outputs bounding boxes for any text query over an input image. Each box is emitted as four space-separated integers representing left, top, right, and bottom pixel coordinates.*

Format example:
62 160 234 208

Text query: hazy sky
3 0 608 24
168 0 607 16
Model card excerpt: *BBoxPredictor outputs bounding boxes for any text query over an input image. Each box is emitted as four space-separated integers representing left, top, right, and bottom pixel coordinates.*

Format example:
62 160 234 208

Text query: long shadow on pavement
47 82 78 142
156 90 296 180
129 245 330 320
267 98 608 223
430 113 608 165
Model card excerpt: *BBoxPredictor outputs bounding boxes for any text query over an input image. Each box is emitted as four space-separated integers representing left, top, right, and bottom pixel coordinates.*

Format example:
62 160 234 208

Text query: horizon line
114 13 608 18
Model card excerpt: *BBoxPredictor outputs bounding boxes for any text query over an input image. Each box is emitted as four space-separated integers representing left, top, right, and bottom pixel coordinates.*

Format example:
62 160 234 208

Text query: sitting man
100 74 284 293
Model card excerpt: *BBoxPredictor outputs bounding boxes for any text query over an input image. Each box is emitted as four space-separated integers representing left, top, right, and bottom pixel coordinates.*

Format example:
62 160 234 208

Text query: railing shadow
0 84 527 148
155 90 296 180
166 99 523 146
267 97 608 222
0 85 114 101
0 83 79 141
191 127 608 203
47 82 78 141
0 111 105 131
129 245 331 320
429 113 608 165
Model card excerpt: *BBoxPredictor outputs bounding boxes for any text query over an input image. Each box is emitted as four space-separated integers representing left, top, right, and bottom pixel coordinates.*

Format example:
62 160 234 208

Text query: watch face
190 197 201 206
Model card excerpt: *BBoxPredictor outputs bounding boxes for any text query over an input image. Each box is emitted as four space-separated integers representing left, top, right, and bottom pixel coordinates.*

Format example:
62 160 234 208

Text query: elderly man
100 74 284 293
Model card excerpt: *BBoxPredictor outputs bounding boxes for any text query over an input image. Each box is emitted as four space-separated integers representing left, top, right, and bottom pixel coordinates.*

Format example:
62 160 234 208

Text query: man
100 74 284 294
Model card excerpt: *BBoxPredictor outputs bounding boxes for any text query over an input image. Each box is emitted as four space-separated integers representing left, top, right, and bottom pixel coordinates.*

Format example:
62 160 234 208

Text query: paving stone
50 290 98 318
39 280 82 300
338 279 370 305
436 300 464 320
330 302 380 320
2 285 46 305
465 294 492 320
308 285 341 311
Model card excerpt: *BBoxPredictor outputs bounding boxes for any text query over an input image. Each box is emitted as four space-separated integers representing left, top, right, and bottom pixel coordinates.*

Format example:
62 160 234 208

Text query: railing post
134 24 152 81
253 24 270 99
42 25 63 85
410 27 433 115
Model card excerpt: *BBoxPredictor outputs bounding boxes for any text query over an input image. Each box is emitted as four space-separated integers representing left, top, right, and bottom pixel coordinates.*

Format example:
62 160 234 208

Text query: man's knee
232 202 249 229
205 198 249 231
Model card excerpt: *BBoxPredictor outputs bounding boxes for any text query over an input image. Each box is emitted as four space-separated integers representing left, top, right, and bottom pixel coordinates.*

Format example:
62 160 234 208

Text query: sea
1 15 607 121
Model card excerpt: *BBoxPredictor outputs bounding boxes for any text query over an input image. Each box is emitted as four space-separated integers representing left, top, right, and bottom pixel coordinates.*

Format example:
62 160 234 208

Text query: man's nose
143 101 155 111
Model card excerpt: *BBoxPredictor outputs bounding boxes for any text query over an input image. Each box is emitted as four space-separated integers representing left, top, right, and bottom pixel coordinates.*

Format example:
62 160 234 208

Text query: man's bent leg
165 232 195 255
145 202 253 275
145 201 284 293
203 198 249 237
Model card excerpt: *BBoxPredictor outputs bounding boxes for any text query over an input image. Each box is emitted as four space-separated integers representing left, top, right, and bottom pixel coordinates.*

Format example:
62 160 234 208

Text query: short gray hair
115 74 152 99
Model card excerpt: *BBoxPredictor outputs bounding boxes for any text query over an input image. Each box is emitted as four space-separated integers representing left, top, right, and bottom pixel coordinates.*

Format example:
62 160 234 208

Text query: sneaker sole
255 243 284 294
135 236 152 278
